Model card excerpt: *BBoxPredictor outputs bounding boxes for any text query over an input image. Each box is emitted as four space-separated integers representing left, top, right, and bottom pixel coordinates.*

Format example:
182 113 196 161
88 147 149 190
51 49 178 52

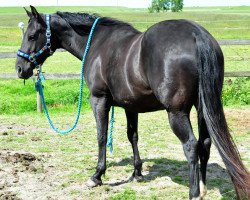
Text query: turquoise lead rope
106 106 115 153
35 17 115 152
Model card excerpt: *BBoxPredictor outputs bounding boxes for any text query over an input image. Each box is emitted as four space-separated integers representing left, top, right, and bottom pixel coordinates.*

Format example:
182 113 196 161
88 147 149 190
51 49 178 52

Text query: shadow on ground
107 157 235 199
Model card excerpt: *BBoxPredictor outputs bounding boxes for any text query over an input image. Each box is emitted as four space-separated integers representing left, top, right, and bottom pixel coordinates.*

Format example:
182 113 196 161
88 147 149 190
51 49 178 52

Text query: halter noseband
17 14 52 69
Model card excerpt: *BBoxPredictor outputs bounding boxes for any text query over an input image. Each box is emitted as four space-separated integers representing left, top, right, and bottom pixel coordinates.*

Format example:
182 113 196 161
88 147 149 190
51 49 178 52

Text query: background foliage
148 0 184 13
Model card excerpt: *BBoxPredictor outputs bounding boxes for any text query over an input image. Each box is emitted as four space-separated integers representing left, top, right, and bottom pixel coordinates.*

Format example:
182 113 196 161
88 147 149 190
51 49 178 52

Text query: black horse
16 6 250 199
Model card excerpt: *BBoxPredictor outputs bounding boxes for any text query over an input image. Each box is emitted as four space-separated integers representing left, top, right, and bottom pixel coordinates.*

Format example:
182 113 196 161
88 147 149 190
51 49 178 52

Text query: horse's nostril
17 66 22 74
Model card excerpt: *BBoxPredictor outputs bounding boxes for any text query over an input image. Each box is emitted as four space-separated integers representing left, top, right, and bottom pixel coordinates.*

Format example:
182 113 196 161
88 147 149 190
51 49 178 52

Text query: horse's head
16 6 55 79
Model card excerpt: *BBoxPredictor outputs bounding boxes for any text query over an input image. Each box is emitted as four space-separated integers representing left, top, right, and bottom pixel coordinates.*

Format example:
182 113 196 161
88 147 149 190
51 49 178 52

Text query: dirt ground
0 108 249 200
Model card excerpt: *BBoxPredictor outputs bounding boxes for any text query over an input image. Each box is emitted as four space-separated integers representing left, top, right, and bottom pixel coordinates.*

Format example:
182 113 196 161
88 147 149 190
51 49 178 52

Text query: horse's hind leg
125 110 143 181
168 111 200 200
197 114 211 198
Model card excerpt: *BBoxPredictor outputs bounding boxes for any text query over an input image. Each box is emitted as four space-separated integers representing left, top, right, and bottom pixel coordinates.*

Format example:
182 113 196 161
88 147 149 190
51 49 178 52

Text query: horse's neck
52 16 87 59
52 16 140 60
56 29 87 60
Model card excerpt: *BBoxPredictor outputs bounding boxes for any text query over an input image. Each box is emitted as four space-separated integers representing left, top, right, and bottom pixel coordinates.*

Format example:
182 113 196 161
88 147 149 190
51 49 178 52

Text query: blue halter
17 14 52 69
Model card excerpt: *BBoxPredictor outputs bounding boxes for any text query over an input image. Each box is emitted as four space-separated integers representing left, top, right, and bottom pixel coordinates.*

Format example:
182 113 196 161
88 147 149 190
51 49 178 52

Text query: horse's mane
56 11 138 35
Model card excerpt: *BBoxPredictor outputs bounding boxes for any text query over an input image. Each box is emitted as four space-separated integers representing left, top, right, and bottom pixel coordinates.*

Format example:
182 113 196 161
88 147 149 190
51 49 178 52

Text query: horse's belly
113 93 164 113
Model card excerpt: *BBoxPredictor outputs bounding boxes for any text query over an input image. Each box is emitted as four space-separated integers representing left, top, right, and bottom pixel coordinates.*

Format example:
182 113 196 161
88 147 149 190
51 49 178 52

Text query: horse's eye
28 35 36 41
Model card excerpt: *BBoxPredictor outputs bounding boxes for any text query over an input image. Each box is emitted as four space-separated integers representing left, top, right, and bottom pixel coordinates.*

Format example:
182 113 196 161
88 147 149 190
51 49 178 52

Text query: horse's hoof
86 178 102 188
191 197 202 200
134 175 145 182
199 181 207 198
129 175 145 182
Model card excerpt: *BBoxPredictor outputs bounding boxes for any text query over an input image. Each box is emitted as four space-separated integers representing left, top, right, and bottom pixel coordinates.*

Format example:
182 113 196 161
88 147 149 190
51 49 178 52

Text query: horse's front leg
125 110 143 181
87 95 110 187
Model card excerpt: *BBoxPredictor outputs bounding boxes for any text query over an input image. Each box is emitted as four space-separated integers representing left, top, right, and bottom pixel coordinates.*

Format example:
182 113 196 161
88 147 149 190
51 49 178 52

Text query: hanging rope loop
37 17 100 134
34 16 115 152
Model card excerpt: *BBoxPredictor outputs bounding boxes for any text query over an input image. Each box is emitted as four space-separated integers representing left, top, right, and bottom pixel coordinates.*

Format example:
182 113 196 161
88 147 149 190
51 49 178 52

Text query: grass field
0 6 250 114
0 6 249 200
0 76 249 115
0 108 249 199
1 46 250 73
0 6 250 49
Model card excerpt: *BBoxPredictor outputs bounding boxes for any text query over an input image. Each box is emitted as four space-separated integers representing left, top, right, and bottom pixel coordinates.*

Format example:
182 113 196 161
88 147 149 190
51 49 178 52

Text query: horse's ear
24 7 32 18
30 5 42 22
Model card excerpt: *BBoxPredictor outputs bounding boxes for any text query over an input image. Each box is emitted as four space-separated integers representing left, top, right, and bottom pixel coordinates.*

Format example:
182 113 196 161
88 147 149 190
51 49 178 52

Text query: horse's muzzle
16 65 33 79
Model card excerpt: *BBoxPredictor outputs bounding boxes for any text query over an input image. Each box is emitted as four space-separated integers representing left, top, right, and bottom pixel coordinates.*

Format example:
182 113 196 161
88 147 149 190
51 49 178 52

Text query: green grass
0 6 249 199
1 47 249 115
0 6 250 48
0 6 249 114
0 108 248 199
223 78 250 106
110 188 137 200
0 79 90 114
0 77 249 114
0 51 81 73
184 6 250 13
1 45 250 73
221 45 250 72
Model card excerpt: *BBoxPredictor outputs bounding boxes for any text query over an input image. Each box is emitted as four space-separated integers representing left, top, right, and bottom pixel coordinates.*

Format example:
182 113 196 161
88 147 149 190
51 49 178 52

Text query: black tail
195 30 250 199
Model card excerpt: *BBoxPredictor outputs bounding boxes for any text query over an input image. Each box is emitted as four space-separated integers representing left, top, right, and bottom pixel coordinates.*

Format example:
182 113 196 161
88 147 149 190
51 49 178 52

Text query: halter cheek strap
17 14 52 69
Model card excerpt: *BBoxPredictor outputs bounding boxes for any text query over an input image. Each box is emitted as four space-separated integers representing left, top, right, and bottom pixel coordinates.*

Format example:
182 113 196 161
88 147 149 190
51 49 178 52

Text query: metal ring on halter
46 43 51 48
29 56 35 62
46 31 51 37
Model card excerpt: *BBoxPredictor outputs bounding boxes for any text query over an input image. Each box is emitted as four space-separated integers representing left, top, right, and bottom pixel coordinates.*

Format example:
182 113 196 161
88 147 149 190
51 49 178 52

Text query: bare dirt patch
224 108 250 133
0 151 73 200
